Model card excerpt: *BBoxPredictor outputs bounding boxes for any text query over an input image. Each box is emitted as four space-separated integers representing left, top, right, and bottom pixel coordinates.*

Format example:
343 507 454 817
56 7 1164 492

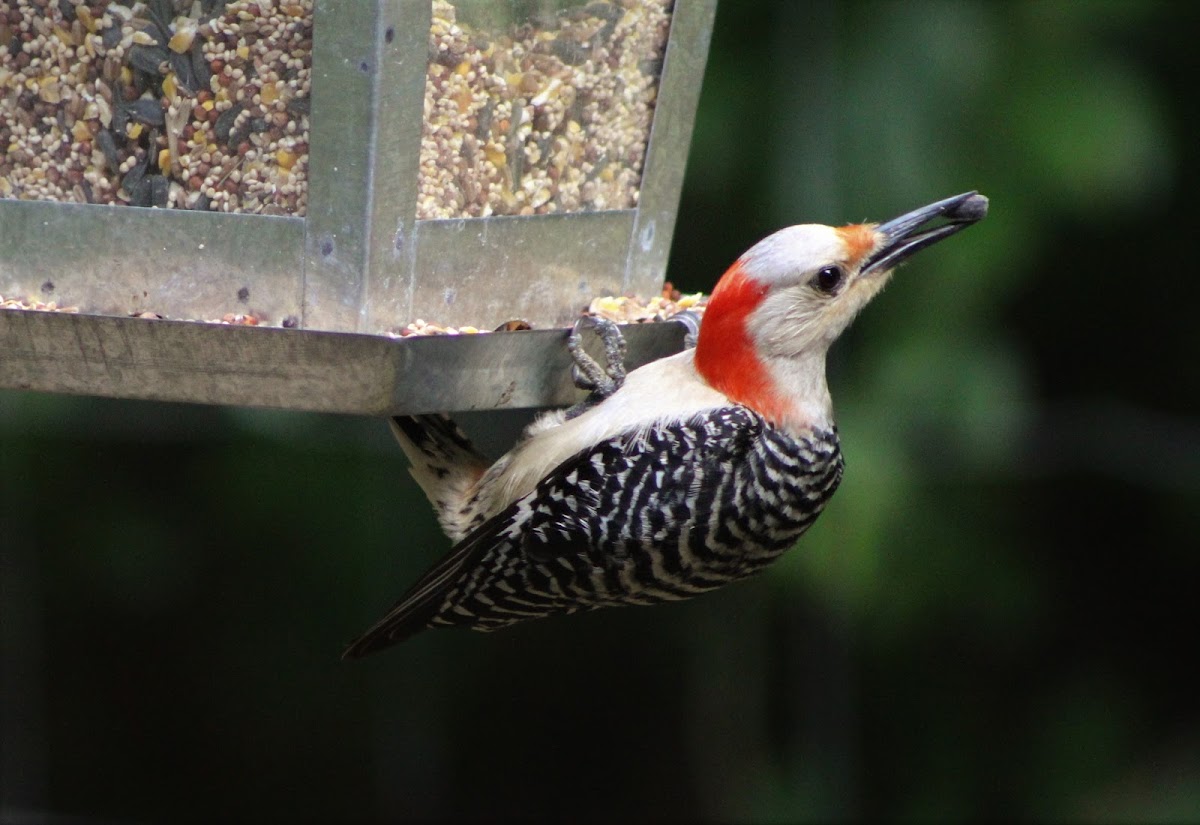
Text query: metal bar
301 0 383 332
302 0 429 334
0 309 688 415
363 0 430 334
624 0 718 296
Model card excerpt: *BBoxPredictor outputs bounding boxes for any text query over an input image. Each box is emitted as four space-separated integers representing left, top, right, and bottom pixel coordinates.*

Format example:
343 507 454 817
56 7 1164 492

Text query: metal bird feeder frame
0 0 716 415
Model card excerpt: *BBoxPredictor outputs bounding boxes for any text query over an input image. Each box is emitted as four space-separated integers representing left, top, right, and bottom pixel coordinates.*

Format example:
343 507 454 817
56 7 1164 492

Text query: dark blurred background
3 1 1199 821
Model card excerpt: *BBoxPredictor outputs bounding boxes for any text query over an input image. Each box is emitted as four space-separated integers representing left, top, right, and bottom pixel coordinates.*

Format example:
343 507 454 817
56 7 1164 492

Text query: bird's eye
812 265 844 294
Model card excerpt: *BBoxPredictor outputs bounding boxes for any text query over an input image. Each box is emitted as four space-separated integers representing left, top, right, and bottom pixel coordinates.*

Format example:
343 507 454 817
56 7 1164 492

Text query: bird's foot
565 316 627 418
672 310 702 349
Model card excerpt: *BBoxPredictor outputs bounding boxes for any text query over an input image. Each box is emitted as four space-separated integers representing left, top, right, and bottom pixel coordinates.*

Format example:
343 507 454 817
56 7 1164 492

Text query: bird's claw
568 315 627 397
672 310 702 349
565 316 628 418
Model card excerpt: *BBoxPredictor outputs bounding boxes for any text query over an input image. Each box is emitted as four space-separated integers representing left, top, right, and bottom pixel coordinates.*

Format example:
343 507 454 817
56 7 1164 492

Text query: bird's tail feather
341 513 497 658
390 414 490 541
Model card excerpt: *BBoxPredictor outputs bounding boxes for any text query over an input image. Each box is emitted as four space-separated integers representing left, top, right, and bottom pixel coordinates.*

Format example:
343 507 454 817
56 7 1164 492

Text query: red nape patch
836 223 880 267
693 262 790 424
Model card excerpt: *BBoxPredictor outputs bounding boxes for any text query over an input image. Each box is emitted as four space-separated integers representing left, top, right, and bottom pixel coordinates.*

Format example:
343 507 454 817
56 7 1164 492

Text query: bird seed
3 0 672 222
419 0 673 220
0 0 312 215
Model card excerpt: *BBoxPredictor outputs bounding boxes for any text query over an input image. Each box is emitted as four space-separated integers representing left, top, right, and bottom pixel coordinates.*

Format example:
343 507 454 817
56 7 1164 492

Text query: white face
739 223 893 359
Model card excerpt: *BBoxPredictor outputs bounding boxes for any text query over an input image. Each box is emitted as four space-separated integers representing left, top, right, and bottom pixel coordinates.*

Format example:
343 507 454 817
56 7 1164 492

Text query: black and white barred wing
343 407 839 658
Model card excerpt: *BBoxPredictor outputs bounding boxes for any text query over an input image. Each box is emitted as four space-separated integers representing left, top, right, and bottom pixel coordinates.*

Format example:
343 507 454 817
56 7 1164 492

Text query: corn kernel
484 147 506 168
168 26 195 54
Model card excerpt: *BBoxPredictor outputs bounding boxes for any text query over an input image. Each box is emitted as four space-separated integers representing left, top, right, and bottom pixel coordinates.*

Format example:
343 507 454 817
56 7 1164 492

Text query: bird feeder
0 0 716 415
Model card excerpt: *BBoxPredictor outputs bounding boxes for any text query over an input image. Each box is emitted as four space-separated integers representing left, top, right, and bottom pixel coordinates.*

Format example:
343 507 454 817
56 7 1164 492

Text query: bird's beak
860 191 988 277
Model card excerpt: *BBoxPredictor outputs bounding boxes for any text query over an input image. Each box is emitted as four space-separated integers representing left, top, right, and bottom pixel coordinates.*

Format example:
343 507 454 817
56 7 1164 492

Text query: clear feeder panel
0 0 314 215
419 0 673 220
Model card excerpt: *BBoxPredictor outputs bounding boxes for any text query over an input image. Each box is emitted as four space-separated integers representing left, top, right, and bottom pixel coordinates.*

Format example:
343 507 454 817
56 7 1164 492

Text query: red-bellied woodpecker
343 192 988 658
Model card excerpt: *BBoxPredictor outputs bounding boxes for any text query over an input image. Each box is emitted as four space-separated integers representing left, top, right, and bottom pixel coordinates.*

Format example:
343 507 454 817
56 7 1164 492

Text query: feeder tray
0 0 716 414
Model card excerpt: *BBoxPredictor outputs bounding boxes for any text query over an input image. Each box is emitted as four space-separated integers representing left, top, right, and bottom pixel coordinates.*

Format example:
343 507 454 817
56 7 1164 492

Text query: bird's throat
694 264 795 427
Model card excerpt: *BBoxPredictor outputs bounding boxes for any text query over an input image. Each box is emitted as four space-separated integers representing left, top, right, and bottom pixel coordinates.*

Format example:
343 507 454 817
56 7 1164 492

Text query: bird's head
694 191 988 430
